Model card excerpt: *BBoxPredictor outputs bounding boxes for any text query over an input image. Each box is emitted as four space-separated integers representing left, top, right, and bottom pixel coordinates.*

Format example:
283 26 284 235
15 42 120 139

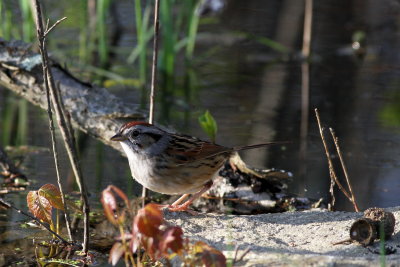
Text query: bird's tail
233 141 290 151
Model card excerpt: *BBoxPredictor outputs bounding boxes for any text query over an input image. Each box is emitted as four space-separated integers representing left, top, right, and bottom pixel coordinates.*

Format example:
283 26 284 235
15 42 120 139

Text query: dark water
1 0 400 211
1 0 400 264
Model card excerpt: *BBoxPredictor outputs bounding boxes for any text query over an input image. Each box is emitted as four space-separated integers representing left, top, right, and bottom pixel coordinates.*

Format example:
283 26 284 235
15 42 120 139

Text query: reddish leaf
102 186 118 209
142 236 161 261
27 191 52 224
159 226 183 256
202 250 227 267
193 241 226 267
101 187 118 225
101 186 128 225
38 183 64 211
108 242 125 266
133 203 163 237
129 231 140 254
108 185 130 208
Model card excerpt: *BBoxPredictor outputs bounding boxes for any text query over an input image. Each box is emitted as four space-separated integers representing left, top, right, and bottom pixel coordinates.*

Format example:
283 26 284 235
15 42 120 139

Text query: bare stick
31 0 90 252
142 0 161 206
42 26 73 241
0 198 71 245
329 128 359 212
233 245 240 264
328 173 335 211
299 0 313 179
149 0 160 125
43 69 73 241
55 81 75 145
314 109 352 203
233 246 251 264
302 0 313 58
299 62 310 177
44 17 67 37
332 238 353 245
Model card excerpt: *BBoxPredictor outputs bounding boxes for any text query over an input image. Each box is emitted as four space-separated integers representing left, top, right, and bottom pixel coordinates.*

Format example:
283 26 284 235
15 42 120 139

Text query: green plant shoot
198 110 217 143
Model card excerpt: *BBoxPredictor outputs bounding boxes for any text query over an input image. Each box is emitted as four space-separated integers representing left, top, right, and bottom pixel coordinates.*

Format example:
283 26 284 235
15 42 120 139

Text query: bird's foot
151 203 198 215
152 203 169 209
167 204 198 215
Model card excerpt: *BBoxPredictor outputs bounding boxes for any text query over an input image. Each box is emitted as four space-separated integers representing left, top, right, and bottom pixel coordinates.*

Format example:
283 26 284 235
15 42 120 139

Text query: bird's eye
131 130 140 137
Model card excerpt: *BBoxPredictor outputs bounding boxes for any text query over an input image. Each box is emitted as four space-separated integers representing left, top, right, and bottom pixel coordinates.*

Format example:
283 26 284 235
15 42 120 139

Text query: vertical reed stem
142 0 161 206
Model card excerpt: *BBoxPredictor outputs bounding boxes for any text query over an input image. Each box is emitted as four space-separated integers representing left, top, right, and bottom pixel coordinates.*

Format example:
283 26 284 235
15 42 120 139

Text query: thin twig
329 128 359 212
43 70 73 241
332 238 353 245
0 198 71 245
37 11 72 241
45 18 50 34
149 0 160 125
142 0 161 207
44 17 67 37
302 0 313 58
299 0 313 179
233 245 240 264
41 5 73 244
300 61 310 176
31 0 90 252
233 247 251 264
314 109 352 203
55 81 75 144
328 173 335 211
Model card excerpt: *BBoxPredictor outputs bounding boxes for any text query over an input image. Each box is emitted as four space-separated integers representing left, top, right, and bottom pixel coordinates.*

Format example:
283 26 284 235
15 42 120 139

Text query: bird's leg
171 194 190 206
167 180 213 212
151 194 189 210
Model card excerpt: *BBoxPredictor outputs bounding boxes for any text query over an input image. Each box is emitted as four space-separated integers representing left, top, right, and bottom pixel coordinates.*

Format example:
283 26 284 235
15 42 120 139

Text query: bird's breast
120 142 226 195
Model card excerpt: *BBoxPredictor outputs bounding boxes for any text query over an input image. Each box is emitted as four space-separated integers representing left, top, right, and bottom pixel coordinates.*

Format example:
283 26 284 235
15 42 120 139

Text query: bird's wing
166 135 230 165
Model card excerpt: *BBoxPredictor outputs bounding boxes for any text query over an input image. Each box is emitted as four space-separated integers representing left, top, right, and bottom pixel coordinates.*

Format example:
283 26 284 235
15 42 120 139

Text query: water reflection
0 0 399 218
1 0 400 265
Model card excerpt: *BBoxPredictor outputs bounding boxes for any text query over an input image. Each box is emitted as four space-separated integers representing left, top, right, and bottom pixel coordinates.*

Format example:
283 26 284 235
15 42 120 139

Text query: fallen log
0 39 145 153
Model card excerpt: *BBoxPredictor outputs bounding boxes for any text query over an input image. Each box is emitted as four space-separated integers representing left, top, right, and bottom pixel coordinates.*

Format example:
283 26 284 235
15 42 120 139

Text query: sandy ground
165 207 400 266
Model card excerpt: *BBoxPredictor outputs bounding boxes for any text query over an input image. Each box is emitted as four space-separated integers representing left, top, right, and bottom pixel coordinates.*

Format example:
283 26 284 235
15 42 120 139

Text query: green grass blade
185 0 201 59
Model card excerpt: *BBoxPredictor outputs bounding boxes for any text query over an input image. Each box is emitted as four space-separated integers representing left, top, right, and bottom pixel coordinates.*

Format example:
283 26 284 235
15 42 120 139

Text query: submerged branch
0 198 71 245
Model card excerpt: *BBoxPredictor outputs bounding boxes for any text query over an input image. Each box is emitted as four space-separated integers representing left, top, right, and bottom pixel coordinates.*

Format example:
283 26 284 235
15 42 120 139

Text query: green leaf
198 110 218 143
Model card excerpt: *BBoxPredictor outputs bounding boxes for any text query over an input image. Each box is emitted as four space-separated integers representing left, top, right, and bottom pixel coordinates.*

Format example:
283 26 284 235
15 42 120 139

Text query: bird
110 121 282 212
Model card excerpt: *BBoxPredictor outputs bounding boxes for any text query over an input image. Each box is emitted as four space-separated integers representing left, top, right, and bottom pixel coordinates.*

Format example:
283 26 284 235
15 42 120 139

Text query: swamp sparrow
111 121 281 212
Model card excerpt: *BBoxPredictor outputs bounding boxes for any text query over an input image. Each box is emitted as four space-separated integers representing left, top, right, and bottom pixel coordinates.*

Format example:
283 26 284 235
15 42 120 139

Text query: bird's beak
110 133 128 141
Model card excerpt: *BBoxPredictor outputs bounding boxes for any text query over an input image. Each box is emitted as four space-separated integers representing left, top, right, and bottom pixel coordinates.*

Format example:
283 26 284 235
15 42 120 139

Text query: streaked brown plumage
111 121 280 212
